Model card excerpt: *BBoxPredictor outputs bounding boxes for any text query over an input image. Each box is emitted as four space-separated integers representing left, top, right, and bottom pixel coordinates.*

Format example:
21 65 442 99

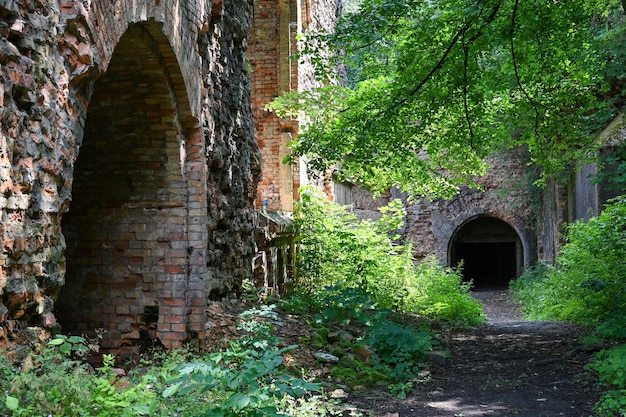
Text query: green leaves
271 0 622 197
586 344 626 416
5 395 19 411
160 305 322 417
511 196 626 329
47 334 89 357
291 185 485 325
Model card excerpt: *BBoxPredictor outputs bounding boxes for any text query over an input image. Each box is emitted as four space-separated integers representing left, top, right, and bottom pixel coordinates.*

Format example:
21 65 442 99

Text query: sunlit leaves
269 0 623 197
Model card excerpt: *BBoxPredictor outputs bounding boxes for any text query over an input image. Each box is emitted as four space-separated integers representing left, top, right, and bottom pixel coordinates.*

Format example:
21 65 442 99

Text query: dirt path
348 289 601 417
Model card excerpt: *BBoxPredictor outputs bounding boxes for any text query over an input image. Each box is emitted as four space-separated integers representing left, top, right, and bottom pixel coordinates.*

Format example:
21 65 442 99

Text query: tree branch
462 37 476 149
349 14 403 51
388 1 502 112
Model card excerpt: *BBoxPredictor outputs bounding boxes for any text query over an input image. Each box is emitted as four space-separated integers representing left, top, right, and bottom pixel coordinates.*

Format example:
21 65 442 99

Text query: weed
389 382 414 399
0 305 337 417
365 319 435 381
587 345 626 417
162 305 322 417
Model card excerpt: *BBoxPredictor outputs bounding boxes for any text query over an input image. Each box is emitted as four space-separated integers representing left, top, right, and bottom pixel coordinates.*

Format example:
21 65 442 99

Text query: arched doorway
449 216 522 288
56 23 205 349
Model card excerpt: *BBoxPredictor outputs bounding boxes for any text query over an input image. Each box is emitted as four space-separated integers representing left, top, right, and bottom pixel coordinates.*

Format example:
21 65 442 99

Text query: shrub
290 186 485 327
587 345 626 417
402 257 485 326
510 195 626 331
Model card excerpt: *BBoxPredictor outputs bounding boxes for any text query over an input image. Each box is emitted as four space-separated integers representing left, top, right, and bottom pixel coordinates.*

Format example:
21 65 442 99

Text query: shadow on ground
347 289 600 417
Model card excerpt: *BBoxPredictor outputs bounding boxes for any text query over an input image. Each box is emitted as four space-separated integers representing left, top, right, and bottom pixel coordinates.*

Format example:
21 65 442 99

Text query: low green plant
163 305 321 417
592 389 626 417
402 257 485 326
1 334 96 416
312 285 381 326
365 319 435 381
587 345 626 390
509 261 556 320
587 345 626 417
0 305 337 417
389 382 414 399
47 334 90 357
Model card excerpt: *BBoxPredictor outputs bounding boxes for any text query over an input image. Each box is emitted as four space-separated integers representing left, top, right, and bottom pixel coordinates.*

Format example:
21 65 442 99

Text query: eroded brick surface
1 0 260 351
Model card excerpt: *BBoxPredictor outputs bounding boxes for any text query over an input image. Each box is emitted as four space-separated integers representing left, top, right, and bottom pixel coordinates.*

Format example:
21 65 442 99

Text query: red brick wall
250 0 339 212
56 24 197 346
250 0 297 212
0 0 259 352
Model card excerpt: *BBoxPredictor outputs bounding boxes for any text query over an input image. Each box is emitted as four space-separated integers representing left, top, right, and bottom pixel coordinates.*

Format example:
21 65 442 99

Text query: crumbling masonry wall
1 0 260 352
346 147 539 285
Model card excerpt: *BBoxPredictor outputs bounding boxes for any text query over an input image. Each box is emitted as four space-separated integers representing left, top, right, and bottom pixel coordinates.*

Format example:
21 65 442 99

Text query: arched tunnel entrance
56 23 206 350
449 217 522 288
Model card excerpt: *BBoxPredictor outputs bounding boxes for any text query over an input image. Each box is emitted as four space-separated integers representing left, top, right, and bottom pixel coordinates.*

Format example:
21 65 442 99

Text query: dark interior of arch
450 217 521 288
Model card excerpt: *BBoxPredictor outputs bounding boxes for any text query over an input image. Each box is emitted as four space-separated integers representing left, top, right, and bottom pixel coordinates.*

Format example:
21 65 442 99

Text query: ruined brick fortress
1 0 263 352
0 0 622 355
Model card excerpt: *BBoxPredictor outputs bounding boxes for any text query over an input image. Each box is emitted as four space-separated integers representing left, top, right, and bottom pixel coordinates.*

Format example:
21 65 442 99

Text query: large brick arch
0 0 259 353
56 22 207 349
58 0 207 119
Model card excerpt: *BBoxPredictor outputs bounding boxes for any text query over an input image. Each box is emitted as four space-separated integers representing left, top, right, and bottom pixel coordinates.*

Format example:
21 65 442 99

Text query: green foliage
47 334 90 357
365 320 434 381
588 345 626 389
311 285 380 327
281 186 483 390
290 186 485 327
162 305 322 417
509 261 559 320
587 345 626 417
388 382 414 399
594 140 626 193
511 196 626 332
268 0 621 198
0 306 335 417
593 389 626 417
0 335 170 417
402 257 485 326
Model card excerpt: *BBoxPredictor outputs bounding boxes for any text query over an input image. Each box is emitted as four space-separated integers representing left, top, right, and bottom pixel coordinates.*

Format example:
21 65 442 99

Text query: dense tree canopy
268 0 626 198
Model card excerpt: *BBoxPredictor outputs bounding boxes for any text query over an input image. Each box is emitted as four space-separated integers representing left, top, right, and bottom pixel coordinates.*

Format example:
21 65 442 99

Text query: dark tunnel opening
450 217 522 288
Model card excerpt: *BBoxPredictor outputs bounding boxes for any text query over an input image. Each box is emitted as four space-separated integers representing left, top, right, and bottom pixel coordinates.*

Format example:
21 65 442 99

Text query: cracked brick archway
449 216 523 288
56 23 207 350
